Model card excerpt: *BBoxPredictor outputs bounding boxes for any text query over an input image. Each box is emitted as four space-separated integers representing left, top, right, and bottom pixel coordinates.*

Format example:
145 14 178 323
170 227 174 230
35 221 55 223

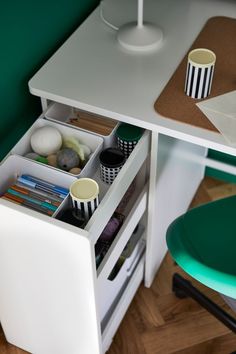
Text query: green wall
0 0 99 160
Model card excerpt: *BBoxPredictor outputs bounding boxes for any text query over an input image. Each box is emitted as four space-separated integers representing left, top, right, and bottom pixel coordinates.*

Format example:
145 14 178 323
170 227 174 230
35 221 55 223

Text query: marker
7 188 57 212
20 175 69 196
15 181 64 202
11 185 61 207
17 177 67 199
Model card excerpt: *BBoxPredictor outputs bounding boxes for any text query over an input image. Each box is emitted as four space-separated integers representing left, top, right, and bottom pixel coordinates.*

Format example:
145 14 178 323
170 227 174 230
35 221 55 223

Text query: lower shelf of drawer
101 254 145 353
98 224 145 323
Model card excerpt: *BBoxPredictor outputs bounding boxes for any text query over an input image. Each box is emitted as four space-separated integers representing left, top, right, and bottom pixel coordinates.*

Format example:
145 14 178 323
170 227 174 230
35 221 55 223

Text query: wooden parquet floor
1 177 236 354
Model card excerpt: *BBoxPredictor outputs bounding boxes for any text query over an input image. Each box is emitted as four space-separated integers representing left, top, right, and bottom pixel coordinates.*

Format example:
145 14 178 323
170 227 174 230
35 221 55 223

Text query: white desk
4 0 235 353
29 0 236 284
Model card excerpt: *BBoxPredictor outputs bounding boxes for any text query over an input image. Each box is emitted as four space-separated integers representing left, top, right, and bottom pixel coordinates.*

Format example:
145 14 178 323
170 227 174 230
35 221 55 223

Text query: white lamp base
117 22 163 52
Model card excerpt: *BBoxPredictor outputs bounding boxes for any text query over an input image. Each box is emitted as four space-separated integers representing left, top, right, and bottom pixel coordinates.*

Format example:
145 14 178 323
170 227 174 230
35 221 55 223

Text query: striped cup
69 178 99 221
185 48 216 99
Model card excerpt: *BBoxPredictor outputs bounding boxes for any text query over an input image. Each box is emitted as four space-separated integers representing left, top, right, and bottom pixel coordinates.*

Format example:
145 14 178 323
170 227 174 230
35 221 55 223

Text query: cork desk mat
154 17 236 132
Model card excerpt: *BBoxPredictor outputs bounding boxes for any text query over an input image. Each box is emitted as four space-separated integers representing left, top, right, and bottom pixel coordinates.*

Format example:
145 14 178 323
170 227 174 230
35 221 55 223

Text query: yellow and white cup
70 178 99 221
185 48 216 99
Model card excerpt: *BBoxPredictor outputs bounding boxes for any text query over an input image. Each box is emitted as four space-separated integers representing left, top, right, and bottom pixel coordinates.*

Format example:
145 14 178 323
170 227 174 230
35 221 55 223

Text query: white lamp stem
137 0 144 28
117 0 163 51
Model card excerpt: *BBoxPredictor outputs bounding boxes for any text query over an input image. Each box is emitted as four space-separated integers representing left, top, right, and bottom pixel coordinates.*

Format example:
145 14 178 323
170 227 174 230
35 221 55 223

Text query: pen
7 188 57 212
2 194 54 216
17 177 67 199
20 175 69 196
15 181 63 202
11 184 61 207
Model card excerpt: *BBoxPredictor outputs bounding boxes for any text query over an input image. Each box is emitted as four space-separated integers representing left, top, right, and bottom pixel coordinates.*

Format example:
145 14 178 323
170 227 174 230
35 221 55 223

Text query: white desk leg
145 131 159 287
145 132 206 287
41 97 50 110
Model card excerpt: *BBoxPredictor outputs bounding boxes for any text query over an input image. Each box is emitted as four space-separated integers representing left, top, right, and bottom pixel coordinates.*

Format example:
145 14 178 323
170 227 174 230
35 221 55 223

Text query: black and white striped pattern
100 164 122 184
117 137 138 159
72 196 99 221
185 62 214 99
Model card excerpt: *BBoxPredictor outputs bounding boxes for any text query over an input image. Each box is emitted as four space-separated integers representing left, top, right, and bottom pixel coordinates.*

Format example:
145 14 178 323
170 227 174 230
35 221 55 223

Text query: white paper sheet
196 90 236 146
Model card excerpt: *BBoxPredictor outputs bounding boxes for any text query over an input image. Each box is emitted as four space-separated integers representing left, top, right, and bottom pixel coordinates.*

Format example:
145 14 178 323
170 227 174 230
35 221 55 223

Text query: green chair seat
166 195 236 298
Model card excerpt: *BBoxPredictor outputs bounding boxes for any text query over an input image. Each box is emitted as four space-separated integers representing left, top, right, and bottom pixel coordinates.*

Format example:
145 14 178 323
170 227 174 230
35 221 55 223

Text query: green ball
57 148 80 171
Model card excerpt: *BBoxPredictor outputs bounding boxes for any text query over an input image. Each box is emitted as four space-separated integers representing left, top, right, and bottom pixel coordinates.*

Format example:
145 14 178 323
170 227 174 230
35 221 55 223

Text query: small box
45 102 118 148
10 118 103 178
0 155 76 217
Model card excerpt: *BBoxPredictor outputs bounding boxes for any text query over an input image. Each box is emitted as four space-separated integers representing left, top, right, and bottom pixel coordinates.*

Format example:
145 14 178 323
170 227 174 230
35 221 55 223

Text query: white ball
30 126 62 156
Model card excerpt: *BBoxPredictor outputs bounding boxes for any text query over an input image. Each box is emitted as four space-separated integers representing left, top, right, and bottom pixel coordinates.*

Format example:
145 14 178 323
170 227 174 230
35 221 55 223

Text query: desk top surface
29 0 236 153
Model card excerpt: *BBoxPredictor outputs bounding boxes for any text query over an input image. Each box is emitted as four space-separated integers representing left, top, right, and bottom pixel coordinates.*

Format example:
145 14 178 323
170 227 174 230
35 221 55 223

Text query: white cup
185 48 216 99
69 178 99 221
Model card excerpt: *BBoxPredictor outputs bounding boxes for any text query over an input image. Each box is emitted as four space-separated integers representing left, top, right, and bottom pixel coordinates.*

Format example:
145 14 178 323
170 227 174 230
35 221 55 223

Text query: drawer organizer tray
2 129 149 232
10 117 103 178
0 155 76 218
45 102 118 147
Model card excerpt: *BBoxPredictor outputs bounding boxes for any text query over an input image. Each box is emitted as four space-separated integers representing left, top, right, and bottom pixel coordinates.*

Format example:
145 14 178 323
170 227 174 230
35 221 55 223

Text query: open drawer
5 102 149 237
1 118 149 234
0 108 150 354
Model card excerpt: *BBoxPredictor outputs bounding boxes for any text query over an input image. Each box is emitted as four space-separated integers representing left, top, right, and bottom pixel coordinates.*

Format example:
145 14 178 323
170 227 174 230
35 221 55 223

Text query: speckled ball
57 148 80 171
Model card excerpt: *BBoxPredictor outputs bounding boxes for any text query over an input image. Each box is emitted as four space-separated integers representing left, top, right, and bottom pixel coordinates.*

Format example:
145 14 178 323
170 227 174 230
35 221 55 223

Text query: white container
0 155 76 217
98 226 145 324
10 118 103 177
45 102 118 147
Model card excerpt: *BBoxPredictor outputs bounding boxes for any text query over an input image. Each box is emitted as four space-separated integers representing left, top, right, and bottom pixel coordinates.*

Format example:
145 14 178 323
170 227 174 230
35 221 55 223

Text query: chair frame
172 273 236 333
